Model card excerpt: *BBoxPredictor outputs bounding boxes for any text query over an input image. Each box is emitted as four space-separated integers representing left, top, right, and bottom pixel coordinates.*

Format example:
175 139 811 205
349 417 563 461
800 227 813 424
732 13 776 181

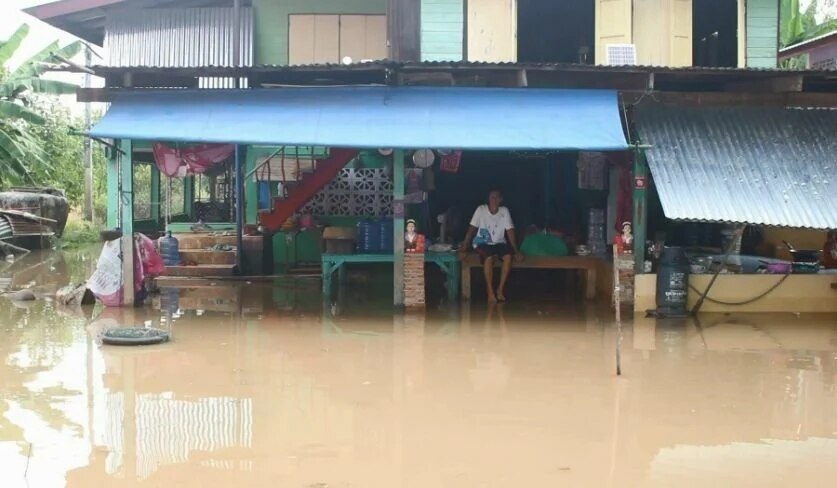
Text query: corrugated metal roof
637 104 837 229
105 7 253 68
90 59 837 74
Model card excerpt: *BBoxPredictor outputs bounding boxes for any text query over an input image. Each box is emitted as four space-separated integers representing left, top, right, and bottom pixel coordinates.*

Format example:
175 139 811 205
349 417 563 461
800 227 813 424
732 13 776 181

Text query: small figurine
405 219 425 253
614 221 633 254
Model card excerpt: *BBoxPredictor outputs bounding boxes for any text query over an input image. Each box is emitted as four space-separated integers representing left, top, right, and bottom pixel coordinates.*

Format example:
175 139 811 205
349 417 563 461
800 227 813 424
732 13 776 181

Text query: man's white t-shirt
470 205 514 247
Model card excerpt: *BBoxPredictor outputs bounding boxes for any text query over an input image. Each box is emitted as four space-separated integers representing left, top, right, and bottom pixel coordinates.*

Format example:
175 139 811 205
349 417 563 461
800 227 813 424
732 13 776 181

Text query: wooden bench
321 252 460 301
460 254 598 300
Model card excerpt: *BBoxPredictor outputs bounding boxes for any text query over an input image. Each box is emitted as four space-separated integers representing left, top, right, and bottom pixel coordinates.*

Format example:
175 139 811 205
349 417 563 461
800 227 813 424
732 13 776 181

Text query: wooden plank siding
746 0 779 67
421 0 464 61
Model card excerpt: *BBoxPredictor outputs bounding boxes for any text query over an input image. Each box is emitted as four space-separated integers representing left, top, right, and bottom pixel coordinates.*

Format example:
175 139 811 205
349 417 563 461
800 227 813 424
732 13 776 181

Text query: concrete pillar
393 149 406 307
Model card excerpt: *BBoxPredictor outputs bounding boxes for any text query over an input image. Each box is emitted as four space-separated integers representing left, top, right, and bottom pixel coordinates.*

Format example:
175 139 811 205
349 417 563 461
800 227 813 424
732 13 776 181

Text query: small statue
614 221 633 254
405 219 425 253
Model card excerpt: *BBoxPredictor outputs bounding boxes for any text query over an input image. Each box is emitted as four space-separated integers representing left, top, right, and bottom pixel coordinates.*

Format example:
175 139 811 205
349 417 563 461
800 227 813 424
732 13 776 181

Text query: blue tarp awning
90 87 628 150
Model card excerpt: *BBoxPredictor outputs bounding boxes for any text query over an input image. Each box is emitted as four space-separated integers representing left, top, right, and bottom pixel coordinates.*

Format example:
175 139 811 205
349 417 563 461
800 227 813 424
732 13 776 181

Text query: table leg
585 267 597 300
322 261 333 296
461 265 471 301
338 263 347 285
449 262 460 302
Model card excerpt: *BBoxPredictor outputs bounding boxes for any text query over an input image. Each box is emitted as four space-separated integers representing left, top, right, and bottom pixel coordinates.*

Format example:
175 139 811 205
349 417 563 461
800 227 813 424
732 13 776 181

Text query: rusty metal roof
636 104 837 229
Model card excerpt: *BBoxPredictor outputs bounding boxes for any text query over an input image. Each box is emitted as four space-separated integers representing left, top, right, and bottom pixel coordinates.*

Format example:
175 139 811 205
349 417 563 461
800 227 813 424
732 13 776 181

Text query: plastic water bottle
159 230 181 266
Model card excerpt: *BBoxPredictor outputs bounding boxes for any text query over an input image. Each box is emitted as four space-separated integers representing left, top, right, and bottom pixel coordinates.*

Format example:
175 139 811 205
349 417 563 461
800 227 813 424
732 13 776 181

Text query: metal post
632 150 648 273
83 47 93 222
393 149 406 307
235 145 245 272
150 164 161 226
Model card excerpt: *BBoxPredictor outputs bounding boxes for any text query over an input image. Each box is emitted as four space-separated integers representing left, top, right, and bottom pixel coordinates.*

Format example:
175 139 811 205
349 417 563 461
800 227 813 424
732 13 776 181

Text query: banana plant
0 24 82 185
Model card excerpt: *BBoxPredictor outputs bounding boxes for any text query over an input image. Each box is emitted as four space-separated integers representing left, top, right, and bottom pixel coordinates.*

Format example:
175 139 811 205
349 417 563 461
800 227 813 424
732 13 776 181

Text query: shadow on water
1 246 837 486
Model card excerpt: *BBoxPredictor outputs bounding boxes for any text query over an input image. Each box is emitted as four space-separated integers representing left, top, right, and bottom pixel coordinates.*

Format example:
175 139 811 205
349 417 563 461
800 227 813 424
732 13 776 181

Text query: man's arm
459 226 478 254
506 228 520 254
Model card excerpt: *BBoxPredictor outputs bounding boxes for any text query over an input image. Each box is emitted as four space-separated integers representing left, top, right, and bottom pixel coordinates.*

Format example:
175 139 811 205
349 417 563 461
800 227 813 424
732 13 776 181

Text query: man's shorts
475 243 514 264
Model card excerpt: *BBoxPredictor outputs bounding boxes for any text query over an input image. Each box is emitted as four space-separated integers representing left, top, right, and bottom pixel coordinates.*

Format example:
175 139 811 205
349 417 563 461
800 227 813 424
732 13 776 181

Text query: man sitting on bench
458 189 522 302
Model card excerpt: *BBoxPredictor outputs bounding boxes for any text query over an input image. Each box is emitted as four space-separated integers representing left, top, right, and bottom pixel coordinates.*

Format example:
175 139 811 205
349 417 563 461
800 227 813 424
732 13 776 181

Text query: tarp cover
90 87 628 150
637 104 837 229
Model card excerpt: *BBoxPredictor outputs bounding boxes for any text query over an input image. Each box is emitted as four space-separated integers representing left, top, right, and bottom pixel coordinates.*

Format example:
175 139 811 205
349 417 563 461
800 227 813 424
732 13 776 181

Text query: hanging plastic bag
87 234 167 307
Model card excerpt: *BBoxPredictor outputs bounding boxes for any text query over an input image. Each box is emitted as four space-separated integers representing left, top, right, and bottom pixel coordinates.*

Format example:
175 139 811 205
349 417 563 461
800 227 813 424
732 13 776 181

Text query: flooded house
27 0 837 312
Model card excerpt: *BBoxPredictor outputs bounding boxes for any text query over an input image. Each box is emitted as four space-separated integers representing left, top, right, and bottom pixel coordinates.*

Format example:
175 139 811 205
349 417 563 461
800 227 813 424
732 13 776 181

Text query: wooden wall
421 0 464 61
745 0 779 67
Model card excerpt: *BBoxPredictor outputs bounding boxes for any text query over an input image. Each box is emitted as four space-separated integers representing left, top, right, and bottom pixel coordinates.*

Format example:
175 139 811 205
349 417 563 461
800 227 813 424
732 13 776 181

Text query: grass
58 213 101 249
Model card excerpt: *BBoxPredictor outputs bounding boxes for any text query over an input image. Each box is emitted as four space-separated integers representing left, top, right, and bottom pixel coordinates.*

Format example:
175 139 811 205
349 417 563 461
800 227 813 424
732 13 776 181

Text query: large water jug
159 230 181 266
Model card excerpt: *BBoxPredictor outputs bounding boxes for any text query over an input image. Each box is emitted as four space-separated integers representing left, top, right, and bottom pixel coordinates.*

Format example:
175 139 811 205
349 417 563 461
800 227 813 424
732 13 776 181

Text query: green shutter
746 0 779 68
421 0 464 61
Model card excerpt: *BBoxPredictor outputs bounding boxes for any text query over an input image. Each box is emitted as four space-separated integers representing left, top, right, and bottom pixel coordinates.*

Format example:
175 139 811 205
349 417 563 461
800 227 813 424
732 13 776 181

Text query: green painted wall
253 0 387 65
746 0 779 68
421 0 463 61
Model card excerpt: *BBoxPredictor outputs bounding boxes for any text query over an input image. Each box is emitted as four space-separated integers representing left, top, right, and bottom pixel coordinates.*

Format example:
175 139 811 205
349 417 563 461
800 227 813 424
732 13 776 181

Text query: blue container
378 219 394 252
357 220 381 253
159 230 181 266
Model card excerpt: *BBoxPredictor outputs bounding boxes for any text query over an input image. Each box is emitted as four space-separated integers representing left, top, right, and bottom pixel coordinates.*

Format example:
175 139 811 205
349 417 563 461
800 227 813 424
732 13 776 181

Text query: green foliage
0 23 83 186
25 97 107 220
58 217 100 248
780 0 837 48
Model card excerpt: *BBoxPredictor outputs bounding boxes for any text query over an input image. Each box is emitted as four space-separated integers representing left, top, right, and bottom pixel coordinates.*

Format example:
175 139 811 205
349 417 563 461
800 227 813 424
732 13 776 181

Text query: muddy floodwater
1 249 836 487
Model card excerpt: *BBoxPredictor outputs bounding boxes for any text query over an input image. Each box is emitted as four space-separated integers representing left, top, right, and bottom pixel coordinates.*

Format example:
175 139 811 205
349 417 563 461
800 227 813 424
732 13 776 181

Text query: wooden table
460 254 599 300
321 252 460 301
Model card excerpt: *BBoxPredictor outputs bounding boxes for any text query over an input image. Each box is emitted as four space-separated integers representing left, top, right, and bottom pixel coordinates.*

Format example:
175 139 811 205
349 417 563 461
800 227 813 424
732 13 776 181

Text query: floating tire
102 327 170 346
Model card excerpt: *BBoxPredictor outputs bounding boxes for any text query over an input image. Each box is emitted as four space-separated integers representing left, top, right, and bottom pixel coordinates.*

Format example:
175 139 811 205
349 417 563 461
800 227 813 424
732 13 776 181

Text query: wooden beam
725 75 804 93
388 0 421 62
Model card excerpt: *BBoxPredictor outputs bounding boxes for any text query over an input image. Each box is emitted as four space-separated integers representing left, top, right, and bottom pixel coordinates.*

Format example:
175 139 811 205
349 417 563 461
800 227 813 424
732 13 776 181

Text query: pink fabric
152 142 234 177
440 151 462 173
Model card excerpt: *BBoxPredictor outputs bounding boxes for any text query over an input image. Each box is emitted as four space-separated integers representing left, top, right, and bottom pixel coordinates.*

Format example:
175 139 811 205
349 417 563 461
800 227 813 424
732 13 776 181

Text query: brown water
1 250 837 487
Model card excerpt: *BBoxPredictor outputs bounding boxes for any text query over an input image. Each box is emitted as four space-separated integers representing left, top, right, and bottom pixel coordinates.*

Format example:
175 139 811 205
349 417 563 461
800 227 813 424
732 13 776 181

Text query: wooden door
288 14 339 65
595 0 632 64
669 0 692 67
467 0 517 62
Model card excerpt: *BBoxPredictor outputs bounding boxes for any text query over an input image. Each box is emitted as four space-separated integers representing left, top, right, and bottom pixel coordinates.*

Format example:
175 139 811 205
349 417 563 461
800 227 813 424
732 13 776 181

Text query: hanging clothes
152 142 234 178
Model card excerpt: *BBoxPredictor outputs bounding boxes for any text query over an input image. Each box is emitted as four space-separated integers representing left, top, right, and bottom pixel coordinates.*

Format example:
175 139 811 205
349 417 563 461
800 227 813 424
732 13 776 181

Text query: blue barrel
378 219 394 252
159 230 181 266
655 246 690 316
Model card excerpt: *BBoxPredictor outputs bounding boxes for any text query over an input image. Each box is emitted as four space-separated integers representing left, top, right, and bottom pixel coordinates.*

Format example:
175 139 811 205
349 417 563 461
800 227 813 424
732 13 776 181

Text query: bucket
655 246 690 316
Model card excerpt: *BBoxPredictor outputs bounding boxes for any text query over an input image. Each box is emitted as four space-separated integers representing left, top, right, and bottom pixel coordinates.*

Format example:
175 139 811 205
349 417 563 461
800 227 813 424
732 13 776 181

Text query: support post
184 177 195 221
106 146 119 229
235 145 245 272
119 139 134 306
393 149 406 308
83 46 93 222
150 164 161 226
632 150 648 273
245 148 258 225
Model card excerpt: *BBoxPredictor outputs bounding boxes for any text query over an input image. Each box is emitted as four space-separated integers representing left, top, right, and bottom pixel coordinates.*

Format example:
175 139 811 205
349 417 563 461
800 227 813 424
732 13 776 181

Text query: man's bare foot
496 291 506 302
487 293 498 303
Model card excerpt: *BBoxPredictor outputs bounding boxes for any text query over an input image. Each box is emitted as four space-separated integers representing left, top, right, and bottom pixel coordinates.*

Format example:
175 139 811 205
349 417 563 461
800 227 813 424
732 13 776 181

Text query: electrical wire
688 273 790 306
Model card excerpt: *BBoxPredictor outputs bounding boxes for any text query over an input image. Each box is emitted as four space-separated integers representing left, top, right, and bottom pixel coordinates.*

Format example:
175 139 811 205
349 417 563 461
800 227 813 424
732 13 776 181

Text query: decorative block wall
301 168 393 217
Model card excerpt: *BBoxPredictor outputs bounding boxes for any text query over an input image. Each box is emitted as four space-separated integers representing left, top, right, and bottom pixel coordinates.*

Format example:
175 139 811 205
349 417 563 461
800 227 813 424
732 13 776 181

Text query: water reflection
0 248 836 486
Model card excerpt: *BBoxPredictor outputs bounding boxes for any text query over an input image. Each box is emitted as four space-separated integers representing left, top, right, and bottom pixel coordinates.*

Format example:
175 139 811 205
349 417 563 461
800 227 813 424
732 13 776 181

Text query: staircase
257 148 357 233
163 233 237 277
